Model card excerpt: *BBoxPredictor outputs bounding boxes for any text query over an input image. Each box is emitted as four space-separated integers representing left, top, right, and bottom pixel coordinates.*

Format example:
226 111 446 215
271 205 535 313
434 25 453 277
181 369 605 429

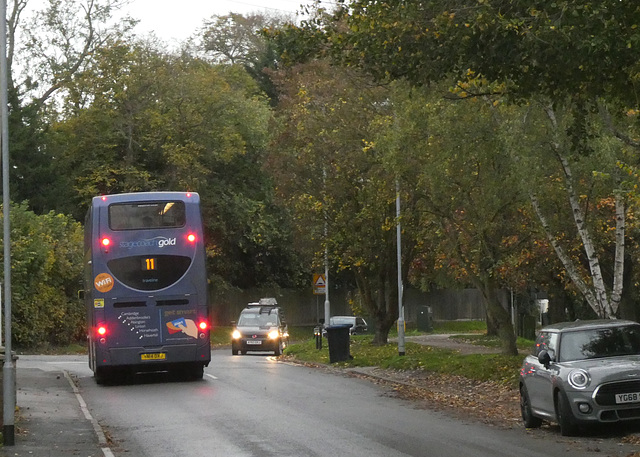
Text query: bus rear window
109 201 186 230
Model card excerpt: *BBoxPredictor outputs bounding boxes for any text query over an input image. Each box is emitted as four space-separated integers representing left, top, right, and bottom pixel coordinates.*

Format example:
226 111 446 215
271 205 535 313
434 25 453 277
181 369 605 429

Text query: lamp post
0 0 15 445
396 180 405 356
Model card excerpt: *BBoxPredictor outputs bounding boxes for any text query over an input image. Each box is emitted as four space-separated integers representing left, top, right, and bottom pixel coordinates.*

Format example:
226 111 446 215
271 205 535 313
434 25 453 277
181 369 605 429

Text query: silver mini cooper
520 319 640 436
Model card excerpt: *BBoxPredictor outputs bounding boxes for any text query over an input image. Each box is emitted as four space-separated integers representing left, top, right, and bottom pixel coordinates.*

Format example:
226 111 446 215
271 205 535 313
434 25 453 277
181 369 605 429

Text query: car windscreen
238 313 278 327
330 317 354 326
559 325 640 361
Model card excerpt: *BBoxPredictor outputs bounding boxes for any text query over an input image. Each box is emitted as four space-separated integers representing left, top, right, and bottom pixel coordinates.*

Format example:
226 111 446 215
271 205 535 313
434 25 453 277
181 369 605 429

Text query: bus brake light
198 321 208 331
101 237 111 247
187 233 196 243
97 326 107 336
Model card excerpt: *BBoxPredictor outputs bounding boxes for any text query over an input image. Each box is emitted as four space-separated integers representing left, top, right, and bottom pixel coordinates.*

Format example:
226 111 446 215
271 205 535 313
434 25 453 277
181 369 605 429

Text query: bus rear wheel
95 367 111 385
188 363 204 380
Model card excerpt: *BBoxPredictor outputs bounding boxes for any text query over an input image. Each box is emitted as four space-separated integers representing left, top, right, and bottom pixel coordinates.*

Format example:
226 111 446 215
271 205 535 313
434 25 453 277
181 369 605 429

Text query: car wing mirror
538 349 553 368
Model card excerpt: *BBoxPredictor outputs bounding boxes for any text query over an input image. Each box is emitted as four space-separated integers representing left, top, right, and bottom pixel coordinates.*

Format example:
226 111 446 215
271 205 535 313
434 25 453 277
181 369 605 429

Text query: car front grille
594 380 640 406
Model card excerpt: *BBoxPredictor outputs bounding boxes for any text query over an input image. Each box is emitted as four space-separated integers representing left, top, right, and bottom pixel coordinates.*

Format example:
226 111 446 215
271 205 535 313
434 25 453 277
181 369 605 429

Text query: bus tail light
97 325 107 344
100 237 111 252
187 233 196 243
198 320 209 339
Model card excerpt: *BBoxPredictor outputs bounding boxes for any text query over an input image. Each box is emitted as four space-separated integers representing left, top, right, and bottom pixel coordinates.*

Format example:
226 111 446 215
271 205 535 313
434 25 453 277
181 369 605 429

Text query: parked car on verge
324 316 368 335
231 298 288 356
519 319 640 436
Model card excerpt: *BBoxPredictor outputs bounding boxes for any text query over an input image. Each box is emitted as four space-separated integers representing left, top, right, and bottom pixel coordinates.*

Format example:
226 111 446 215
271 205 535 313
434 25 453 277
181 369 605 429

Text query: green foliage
269 60 423 341
311 1 640 106
0 203 84 348
47 40 304 289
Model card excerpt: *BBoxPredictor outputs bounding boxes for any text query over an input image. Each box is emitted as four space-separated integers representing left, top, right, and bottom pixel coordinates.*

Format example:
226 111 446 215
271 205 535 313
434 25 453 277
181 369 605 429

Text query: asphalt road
17 350 640 457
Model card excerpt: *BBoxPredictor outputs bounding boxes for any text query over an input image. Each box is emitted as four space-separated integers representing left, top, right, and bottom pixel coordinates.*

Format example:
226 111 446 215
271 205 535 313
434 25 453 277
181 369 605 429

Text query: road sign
313 274 326 295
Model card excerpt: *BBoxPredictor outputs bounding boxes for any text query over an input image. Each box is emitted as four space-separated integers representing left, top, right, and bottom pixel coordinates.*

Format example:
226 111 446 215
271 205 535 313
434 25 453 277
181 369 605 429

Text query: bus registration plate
141 353 166 361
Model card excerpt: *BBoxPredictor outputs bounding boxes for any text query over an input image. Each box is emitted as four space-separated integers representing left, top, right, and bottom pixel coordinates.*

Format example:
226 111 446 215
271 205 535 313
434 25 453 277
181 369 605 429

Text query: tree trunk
354 268 398 346
477 276 517 355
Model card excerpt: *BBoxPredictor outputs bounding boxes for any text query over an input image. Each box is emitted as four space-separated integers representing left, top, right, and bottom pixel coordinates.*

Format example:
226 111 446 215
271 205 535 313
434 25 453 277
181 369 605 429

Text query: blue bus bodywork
84 192 210 382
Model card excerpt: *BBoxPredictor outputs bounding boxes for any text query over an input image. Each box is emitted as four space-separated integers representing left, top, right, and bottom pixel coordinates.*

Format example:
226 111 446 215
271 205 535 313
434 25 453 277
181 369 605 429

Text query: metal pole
323 233 330 328
0 0 15 444
322 167 330 328
396 180 405 356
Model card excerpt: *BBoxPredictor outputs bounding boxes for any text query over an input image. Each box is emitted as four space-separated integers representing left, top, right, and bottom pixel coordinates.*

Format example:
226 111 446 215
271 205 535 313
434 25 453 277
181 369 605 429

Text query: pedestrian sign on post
313 274 326 295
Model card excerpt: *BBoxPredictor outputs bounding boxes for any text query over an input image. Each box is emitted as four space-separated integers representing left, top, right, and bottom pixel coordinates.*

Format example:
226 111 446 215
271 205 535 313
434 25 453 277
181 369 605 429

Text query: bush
0 203 84 348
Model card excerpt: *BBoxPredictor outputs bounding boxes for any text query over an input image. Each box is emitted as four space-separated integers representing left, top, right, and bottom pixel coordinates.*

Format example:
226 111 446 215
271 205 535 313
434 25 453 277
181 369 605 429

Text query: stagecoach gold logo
94 273 114 293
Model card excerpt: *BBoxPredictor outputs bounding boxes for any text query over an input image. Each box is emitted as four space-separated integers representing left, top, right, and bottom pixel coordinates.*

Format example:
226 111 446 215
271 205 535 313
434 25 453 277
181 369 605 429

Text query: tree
270 60 421 344
273 0 640 322
7 0 135 212
0 203 84 347
200 12 292 103
48 40 302 289
499 99 632 319
373 81 527 354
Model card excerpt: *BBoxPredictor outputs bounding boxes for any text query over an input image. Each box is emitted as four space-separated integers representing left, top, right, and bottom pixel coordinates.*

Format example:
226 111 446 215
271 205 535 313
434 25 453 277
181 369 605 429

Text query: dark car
519 319 640 436
231 299 288 356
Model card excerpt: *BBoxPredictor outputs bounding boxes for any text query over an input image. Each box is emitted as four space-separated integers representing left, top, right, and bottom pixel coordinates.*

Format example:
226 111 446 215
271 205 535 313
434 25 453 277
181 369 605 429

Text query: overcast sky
121 0 319 43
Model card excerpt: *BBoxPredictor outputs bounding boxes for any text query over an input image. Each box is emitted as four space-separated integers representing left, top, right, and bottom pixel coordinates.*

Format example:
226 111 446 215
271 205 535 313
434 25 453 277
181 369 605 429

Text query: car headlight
232 329 242 339
568 369 590 389
268 330 280 340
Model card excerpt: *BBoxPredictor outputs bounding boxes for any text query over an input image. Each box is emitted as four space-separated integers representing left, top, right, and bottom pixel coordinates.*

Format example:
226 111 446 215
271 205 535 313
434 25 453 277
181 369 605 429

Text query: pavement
0 366 111 457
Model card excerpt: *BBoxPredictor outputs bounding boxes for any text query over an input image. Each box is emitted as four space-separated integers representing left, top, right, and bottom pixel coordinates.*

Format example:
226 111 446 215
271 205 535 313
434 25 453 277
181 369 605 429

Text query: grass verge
284 336 524 388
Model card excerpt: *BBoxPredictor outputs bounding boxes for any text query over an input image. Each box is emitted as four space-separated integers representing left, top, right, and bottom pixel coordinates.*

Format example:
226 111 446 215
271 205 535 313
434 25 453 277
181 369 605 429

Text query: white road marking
63 370 115 457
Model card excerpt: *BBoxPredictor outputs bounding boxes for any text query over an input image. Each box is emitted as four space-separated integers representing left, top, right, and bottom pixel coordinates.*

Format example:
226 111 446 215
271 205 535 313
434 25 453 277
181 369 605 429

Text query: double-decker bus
83 192 211 383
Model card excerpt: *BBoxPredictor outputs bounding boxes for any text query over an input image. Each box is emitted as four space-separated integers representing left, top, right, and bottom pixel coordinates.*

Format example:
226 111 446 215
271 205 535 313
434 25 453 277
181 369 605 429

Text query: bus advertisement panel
84 192 210 383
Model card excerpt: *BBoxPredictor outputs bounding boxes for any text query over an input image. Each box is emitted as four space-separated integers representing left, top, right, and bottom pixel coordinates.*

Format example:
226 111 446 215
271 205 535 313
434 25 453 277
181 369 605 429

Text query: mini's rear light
187 233 196 243
101 237 111 247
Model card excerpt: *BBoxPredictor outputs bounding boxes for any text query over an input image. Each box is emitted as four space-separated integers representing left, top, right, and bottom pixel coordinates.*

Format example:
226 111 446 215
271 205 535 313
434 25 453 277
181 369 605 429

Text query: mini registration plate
141 353 166 361
615 392 640 404
246 340 262 345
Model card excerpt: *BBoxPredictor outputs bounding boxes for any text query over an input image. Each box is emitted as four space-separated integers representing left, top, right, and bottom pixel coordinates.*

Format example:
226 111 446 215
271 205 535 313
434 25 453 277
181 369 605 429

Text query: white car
326 316 368 335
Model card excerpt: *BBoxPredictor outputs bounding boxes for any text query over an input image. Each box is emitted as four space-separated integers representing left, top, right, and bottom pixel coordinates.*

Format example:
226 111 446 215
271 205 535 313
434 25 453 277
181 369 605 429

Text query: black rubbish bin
417 306 433 332
325 324 352 363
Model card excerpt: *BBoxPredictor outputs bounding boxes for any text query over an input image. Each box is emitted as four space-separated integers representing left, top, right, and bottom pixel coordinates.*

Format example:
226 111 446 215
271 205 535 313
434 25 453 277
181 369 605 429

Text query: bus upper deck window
109 201 186 230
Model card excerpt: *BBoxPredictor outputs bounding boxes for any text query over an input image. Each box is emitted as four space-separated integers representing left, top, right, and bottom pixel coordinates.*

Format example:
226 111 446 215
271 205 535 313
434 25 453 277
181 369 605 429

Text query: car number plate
141 353 166 361
246 340 262 345
615 392 640 404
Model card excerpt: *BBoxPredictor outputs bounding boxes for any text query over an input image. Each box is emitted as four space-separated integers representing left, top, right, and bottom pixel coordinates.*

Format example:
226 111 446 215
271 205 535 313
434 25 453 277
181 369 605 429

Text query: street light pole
0 0 15 444
396 180 405 356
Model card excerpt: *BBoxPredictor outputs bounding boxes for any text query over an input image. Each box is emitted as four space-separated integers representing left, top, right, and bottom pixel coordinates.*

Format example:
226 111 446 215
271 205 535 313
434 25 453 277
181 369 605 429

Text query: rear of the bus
89 192 210 382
